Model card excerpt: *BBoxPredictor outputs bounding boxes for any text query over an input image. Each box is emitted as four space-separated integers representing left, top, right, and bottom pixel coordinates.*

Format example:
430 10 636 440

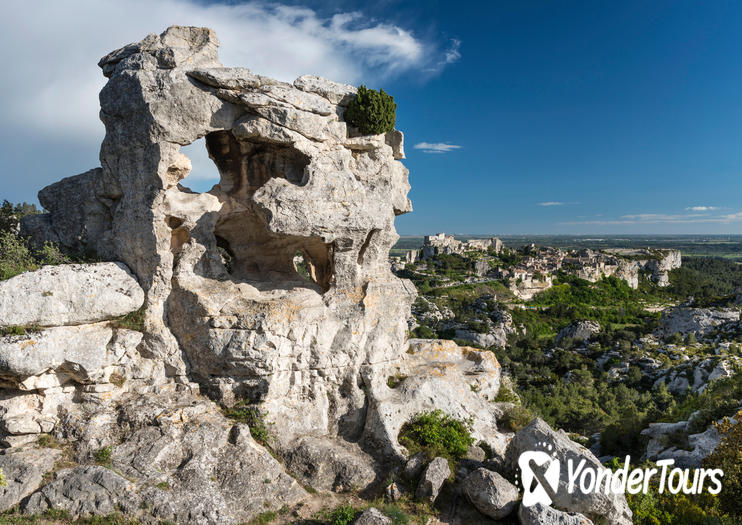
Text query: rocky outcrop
555 321 601 345
506 419 632 525
0 448 61 512
2 25 631 525
660 307 739 338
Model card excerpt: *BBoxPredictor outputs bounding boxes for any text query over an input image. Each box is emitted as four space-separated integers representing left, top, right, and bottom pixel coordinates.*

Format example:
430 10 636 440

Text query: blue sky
2 1 741 234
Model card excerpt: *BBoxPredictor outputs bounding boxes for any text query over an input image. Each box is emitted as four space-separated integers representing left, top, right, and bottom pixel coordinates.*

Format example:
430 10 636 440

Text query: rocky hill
0 26 633 525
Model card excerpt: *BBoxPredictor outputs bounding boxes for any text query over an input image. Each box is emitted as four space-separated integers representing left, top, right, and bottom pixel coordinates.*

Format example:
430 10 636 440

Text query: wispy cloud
560 209 742 226
539 201 565 207
686 206 718 211
413 142 462 154
444 39 461 64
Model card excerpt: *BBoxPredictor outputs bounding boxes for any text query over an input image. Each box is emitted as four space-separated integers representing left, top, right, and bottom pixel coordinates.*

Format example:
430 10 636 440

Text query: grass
222 402 272 445
0 509 143 525
94 447 112 468
110 307 145 332
0 324 42 337
247 511 277 525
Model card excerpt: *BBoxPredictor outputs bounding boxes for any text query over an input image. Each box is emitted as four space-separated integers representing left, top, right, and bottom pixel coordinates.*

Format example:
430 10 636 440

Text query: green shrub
94 446 113 467
326 504 358 525
0 324 42 337
704 411 742 516
398 410 473 461
248 511 277 525
222 402 271 444
344 85 396 135
0 232 37 280
501 405 535 432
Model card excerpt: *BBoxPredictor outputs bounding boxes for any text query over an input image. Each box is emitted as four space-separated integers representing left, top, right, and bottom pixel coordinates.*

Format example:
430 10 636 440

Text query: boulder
518 503 594 525
660 308 739 338
283 436 376 492
0 447 61 512
403 451 427 480
556 321 601 345
463 467 519 519
416 457 450 503
354 508 392 525
506 419 632 525
0 263 144 328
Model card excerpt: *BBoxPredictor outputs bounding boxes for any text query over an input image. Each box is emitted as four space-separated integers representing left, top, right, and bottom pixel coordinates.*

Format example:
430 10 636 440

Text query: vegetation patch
0 324 42 337
94 446 113 468
343 85 396 135
222 402 272 445
398 410 474 462
110 307 145 332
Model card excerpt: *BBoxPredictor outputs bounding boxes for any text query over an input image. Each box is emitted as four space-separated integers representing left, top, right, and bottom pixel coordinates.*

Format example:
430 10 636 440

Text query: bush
398 410 473 461
704 411 742 516
344 85 396 135
326 504 358 525
222 402 271 444
0 232 37 280
501 405 535 432
94 446 112 467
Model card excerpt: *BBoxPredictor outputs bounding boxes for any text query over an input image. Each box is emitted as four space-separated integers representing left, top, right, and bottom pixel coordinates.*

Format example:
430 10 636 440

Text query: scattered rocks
660 307 739 338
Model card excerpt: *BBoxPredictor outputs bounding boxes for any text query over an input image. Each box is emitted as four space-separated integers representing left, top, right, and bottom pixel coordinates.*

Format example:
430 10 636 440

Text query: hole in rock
179 130 334 293
178 137 221 193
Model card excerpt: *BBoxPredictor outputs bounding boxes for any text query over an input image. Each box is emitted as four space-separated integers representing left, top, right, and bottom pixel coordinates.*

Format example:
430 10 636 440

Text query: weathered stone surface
0 447 61 512
0 324 141 384
506 419 632 525
354 507 392 525
0 263 143 328
293 74 356 105
403 451 427 480
518 503 594 525
363 339 506 461
660 307 739 338
415 457 449 503
556 321 601 345
283 436 377 492
23 466 138 517
463 467 519 519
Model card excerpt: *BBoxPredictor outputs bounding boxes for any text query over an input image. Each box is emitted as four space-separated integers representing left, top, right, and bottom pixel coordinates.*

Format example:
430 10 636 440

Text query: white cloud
561 210 742 226
686 206 718 211
445 39 461 64
0 0 454 143
413 142 462 154
538 201 565 207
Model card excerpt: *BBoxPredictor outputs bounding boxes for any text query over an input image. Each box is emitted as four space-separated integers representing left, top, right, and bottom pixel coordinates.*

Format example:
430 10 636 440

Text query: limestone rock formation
659 307 739 338
4 25 632 525
555 320 601 345
518 503 594 525
0 263 144 328
506 419 632 525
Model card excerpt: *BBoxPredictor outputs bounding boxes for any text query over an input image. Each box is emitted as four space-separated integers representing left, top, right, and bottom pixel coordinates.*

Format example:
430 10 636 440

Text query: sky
1 0 741 235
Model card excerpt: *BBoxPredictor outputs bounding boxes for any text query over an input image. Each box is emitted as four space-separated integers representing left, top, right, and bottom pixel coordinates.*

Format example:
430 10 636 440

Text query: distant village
392 233 682 299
